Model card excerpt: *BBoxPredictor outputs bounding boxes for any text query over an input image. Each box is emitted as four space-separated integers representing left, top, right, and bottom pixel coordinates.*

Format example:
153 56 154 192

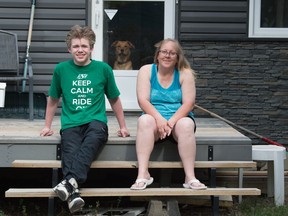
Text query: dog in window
111 40 135 70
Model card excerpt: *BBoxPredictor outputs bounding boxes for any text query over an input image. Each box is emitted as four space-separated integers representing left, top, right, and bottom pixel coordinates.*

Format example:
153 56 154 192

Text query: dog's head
111 40 135 59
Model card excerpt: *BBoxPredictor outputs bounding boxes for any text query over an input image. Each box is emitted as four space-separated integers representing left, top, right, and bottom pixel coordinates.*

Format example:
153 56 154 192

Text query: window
249 0 288 38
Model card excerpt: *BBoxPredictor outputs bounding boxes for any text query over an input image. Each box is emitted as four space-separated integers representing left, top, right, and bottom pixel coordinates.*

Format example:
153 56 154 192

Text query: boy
40 25 130 213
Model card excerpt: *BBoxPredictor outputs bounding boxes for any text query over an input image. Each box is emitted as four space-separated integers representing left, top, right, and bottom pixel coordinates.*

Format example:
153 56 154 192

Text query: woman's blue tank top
150 64 194 120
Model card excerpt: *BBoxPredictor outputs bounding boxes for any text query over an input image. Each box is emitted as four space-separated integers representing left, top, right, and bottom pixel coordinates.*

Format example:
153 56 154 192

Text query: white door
90 0 175 110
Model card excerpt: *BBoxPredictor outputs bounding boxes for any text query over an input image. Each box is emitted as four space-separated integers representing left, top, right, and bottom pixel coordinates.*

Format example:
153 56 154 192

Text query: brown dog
111 40 135 70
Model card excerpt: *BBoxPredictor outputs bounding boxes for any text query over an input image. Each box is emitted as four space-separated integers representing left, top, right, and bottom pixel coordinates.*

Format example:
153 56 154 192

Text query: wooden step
217 170 288 177
11 160 257 169
5 188 261 198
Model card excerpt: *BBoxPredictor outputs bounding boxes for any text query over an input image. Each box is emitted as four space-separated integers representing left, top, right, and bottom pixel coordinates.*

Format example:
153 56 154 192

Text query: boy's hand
117 127 130 137
40 127 54 136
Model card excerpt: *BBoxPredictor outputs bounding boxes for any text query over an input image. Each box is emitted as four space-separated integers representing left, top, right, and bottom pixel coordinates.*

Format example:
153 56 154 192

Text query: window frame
249 0 288 38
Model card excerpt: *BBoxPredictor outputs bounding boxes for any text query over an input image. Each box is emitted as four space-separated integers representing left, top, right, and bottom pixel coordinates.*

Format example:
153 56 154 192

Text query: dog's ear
127 41 135 49
111 41 119 47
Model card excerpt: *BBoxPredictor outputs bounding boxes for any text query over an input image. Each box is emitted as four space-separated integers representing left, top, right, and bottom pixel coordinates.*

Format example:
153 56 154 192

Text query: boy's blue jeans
60 120 108 184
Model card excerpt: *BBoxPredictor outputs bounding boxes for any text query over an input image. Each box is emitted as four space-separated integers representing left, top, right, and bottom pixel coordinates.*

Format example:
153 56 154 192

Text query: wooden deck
0 115 250 144
0 115 252 167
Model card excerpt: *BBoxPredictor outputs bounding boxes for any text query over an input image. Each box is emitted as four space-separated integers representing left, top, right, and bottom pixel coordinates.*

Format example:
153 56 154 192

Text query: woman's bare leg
173 117 205 187
131 114 158 188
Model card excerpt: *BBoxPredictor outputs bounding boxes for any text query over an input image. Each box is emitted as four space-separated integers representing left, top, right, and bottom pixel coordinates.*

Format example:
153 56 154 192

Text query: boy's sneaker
68 189 85 213
53 178 78 201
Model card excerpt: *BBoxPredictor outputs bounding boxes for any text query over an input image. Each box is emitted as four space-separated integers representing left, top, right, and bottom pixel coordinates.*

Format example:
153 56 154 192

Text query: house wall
186 41 288 146
178 0 288 146
178 0 247 40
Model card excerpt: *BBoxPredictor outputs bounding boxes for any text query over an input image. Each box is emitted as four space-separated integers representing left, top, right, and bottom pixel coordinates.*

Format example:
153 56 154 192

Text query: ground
1 194 288 216
0 197 234 216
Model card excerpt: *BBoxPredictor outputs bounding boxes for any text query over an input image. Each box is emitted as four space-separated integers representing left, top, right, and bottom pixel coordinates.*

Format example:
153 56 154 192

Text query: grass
0 196 288 216
228 196 288 216
0 197 128 216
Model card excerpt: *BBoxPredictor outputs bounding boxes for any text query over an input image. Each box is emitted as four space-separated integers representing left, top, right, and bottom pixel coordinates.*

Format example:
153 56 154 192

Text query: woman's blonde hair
65 25 96 49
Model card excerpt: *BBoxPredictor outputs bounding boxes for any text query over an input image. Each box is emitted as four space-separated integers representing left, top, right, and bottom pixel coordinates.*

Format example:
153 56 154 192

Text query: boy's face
68 38 93 66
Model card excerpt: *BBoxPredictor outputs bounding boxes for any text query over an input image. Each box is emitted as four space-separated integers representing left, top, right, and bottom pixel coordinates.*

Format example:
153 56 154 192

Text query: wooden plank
131 195 234 207
181 11 246 23
12 160 136 168
180 1 247 12
11 160 257 169
0 8 85 19
147 161 257 169
181 23 246 34
217 170 288 177
5 188 261 198
0 0 85 8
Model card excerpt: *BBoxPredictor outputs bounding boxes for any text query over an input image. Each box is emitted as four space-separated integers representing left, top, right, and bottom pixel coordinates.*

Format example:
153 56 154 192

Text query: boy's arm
108 97 130 137
40 96 59 136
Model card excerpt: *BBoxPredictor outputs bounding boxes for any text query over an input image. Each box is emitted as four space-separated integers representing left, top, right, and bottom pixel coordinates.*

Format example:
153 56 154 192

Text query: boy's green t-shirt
49 59 120 130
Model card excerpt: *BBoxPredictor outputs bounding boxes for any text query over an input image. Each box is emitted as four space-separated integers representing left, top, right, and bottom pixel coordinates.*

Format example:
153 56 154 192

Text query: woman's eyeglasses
159 50 178 57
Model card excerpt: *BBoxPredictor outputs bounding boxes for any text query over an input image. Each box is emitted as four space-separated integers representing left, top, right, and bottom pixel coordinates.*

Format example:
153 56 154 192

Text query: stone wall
184 41 288 146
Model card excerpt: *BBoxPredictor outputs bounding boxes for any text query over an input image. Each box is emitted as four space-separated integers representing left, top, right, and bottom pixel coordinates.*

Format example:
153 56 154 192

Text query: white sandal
183 179 207 190
130 177 154 190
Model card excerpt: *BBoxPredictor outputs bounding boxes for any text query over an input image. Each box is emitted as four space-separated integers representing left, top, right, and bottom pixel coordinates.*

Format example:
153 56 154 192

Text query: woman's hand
156 117 171 140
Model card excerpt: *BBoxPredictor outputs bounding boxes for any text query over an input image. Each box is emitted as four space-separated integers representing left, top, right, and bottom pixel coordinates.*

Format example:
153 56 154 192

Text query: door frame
88 0 176 110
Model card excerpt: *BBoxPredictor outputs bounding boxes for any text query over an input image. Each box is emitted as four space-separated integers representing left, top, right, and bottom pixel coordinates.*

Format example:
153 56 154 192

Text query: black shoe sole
53 188 69 201
69 198 85 213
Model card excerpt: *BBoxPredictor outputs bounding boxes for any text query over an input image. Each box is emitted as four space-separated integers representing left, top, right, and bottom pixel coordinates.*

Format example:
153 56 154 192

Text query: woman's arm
168 68 196 128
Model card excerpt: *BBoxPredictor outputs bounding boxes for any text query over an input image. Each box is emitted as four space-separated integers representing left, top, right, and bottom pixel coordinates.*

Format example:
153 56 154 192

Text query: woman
130 38 206 190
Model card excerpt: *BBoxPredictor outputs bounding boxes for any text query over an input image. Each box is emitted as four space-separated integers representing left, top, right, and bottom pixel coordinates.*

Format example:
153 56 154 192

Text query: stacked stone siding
184 41 288 146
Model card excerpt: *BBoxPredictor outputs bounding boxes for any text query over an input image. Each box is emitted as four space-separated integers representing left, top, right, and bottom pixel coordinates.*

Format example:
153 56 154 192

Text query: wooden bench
6 159 260 216
10 159 257 169
6 187 260 198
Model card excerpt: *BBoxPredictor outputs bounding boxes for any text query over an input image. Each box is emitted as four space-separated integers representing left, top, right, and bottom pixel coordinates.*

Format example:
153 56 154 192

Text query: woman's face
157 41 178 68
